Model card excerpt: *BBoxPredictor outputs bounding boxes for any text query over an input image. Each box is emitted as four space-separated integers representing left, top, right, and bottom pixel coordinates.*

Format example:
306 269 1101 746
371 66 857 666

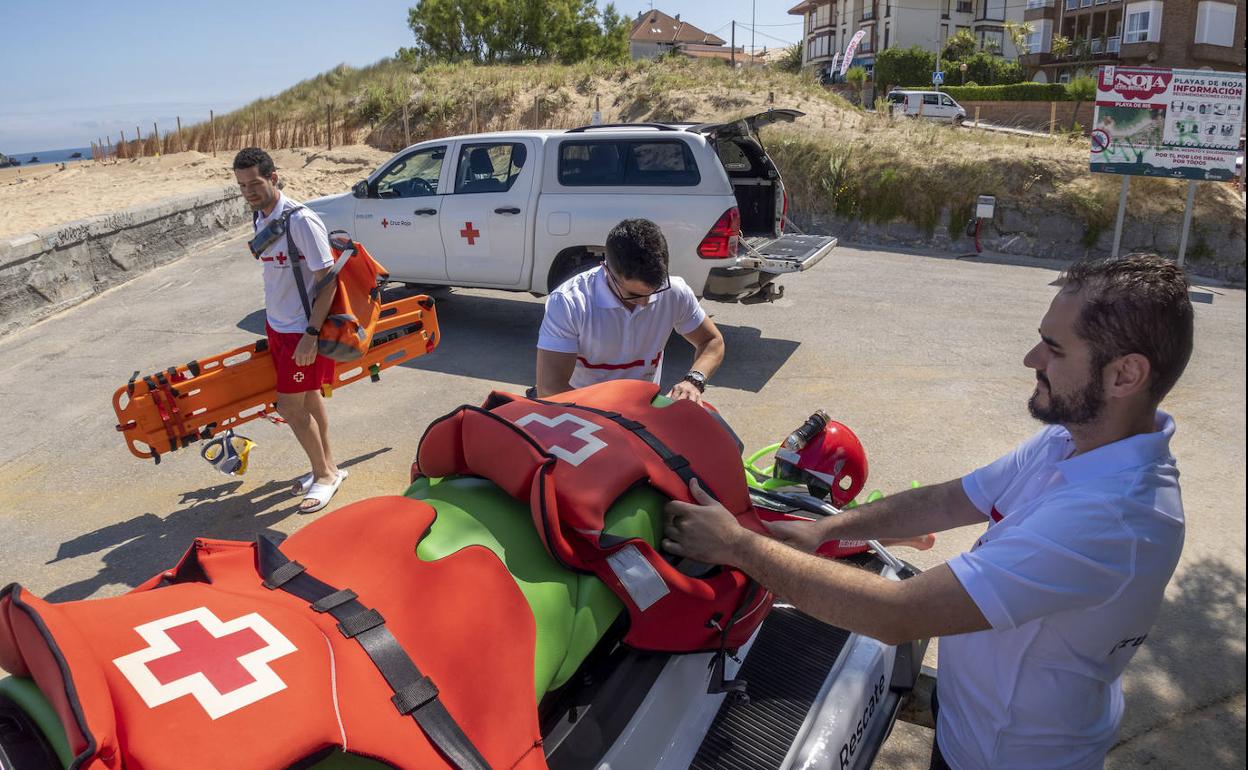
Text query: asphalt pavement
0 233 1243 768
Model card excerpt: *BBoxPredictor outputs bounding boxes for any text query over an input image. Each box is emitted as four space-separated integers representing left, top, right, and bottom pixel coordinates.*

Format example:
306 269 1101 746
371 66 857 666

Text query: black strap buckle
311 588 358 613
337 608 385 638
262 560 306 590
392 676 440 715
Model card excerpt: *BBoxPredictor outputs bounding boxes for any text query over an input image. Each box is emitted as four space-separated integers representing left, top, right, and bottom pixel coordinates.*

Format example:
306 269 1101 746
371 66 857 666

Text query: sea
1 146 94 167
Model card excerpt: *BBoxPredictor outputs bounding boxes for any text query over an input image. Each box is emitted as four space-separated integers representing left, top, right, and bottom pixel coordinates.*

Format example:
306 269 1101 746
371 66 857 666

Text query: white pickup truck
307 110 836 303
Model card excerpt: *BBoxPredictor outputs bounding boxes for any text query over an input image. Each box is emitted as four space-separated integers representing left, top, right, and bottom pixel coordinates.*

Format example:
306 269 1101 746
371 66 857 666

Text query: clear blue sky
0 1 800 154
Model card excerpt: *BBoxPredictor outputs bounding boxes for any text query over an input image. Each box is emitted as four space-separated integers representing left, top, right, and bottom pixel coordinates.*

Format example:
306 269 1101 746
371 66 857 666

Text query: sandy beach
0 146 394 241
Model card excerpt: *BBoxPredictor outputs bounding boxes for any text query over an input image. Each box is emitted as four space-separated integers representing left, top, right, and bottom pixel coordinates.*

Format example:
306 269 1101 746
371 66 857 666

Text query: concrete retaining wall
0 186 246 337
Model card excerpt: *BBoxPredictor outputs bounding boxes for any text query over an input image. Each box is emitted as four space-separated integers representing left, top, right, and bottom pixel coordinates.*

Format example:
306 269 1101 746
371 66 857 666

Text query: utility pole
731 20 736 68
751 1 756 61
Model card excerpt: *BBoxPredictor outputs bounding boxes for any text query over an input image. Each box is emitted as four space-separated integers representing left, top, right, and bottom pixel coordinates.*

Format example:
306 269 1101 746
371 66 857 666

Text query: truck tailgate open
739 234 837 274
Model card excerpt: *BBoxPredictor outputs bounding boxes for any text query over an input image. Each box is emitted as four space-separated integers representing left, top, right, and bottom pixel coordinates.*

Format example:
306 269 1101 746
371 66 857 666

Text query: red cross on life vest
113 607 298 719
460 222 481 246
145 620 267 693
514 412 607 466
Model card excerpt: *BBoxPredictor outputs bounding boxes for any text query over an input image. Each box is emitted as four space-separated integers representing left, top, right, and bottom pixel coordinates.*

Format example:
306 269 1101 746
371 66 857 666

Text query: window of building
1025 19 1052 53
1195 1 1237 46
941 23 950 42
1124 1 1162 43
978 0 1006 20
815 2 831 27
978 28 1005 53
884 22 891 49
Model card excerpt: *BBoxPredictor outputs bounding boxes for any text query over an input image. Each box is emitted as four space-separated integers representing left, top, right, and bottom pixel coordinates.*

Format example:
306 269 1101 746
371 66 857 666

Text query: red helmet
774 421 868 507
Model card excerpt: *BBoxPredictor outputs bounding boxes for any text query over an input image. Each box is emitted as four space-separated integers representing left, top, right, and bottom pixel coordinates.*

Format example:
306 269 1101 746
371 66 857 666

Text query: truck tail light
698 207 740 259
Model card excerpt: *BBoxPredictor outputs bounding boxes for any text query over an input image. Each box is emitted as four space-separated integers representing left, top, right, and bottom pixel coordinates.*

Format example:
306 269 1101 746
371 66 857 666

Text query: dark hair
605 219 669 287
232 147 275 178
1061 253 1194 402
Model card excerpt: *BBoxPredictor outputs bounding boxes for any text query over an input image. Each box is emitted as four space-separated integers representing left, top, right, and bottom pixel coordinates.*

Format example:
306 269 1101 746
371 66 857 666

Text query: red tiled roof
630 9 727 46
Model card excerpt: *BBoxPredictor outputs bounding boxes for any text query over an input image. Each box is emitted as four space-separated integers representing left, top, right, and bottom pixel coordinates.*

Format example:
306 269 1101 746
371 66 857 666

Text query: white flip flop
292 468 348 497
299 471 347 513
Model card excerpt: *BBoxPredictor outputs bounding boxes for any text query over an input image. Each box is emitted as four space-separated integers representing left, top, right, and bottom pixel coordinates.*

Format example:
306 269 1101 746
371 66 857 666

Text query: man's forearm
816 479 984 543
691 337 724 378
733 530 909 642
307 278 337 328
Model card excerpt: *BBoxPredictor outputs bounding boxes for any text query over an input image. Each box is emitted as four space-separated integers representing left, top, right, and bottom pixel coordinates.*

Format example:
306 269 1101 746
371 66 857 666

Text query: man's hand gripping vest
416 380 774 653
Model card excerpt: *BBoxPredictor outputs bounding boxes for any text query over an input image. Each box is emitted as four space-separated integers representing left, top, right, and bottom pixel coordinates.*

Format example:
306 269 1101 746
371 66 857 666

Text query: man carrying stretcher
233 147 346 512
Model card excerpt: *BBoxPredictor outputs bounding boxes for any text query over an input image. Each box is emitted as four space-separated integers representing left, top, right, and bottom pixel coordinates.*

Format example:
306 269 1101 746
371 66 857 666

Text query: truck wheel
547 249 603 293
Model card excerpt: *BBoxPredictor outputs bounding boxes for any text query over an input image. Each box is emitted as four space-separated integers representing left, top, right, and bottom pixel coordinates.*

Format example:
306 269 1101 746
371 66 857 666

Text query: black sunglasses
604 265 670 301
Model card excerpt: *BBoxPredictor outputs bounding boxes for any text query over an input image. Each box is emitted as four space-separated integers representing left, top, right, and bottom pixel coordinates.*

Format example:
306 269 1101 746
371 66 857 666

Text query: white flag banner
840 30 866 77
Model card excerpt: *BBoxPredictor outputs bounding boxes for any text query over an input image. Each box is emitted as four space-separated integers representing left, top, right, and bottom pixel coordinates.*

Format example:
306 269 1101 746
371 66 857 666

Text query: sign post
1176 181 1198 267
1089 66 1245 263
932 71 944 89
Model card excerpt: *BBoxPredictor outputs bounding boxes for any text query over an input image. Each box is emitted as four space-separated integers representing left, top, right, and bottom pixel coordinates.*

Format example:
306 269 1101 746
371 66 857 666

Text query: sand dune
0 146 393 241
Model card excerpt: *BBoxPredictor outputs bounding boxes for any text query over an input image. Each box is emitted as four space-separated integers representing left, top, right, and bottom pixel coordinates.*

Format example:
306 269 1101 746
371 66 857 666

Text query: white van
886 90 967 124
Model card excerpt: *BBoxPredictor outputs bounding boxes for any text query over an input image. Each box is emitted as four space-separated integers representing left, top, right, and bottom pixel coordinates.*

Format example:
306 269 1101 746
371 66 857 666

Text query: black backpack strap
279 205 315 322
256 535 492 770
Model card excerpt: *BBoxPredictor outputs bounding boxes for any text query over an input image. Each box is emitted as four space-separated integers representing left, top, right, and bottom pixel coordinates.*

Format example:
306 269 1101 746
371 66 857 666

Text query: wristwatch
682 370 707 393
304 325 320 337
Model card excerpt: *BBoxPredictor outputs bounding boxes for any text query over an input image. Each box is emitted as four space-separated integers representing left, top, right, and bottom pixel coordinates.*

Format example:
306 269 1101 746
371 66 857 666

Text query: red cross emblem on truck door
515 412 607 466
113 607 297 719
460 222 480 245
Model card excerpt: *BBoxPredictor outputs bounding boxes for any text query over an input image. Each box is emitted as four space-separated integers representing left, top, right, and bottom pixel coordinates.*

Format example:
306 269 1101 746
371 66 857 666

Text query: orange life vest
0 497 545 770
416 380 774 653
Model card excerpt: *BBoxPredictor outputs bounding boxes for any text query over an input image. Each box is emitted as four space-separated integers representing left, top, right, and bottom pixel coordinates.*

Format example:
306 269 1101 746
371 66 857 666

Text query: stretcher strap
256 535 492 770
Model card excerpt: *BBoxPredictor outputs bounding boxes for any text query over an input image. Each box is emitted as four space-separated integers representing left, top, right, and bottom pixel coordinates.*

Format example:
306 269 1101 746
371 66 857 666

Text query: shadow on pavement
237 308 267 335
1107 558 1247 768
43 448 391 602
397 290 800 393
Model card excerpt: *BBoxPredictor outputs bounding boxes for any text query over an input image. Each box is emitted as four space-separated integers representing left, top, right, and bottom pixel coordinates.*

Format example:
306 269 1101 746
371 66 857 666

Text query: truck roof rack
564 123 679 133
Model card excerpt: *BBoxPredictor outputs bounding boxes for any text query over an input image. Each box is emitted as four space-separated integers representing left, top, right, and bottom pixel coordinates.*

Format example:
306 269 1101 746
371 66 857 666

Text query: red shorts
266 324 334 394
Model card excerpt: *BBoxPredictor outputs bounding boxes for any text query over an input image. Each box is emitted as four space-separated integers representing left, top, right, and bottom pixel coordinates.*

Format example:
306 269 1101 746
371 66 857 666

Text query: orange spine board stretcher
113 295 440 463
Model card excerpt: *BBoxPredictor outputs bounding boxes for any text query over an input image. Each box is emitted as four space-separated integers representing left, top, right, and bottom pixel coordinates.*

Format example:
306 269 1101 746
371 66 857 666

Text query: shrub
875 46 936 90
942 83 1070 102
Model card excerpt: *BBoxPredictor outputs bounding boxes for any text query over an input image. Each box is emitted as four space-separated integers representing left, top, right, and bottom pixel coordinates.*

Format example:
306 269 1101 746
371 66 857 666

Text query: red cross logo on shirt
113 607 297 719
460 222 481 246
274 252 288 265
381 218 390 229
514 412 607 466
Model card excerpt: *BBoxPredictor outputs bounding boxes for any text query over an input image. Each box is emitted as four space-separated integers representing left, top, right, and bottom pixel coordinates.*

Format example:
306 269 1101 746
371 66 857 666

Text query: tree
776 44 804 75
941 30 977 63
874 46 936 90
1065 75 1096 131
956 50 1024 86
406 0 628 65
845 66 868 105
1004 21 1033 57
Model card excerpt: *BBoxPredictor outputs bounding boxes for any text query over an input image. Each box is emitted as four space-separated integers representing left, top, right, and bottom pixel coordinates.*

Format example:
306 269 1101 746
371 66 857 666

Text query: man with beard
662 254 1194 770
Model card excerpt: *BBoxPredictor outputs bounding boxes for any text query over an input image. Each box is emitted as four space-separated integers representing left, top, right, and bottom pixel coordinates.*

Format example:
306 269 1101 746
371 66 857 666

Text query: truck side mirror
352 180 368 199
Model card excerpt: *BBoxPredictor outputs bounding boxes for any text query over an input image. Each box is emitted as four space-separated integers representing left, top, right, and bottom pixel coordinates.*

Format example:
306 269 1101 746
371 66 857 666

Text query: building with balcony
788 0 1023 81
1023 0 1246 82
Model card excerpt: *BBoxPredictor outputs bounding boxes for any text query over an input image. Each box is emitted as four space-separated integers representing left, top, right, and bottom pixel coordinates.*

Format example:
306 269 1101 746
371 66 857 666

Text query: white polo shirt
254 193 335 334
938 412 1185 770
537 266 706 389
